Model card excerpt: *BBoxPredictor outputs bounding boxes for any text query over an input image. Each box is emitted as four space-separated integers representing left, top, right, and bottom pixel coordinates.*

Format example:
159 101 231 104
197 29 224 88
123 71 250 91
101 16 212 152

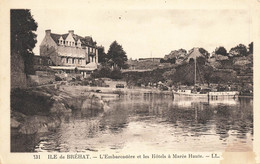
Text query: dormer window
77 40 81 48
59 37 64 45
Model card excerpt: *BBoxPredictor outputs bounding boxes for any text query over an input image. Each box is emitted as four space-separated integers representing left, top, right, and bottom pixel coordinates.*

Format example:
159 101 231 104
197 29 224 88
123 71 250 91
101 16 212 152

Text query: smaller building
33 55 54 71
185 48 205 61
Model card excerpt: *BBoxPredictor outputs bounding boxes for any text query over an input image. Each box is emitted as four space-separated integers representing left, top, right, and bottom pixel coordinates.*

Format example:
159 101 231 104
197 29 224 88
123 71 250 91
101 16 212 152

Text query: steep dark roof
79 36 97 47
72 34 83 42
185 48 205 61
50 32 97 47
61 34 69 40
50 33 62 43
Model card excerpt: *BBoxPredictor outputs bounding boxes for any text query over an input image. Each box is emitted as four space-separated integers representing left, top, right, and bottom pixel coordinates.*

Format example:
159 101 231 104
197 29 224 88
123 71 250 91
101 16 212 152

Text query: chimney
68 30 74 35
45 29 51 35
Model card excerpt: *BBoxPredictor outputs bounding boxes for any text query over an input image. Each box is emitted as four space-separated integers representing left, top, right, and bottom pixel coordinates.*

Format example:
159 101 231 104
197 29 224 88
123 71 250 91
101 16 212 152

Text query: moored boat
172 57 239 98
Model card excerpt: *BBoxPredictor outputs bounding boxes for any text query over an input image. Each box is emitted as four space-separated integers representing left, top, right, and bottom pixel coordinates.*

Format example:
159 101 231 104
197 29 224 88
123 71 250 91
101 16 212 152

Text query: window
66 58 69 63
72 58 75 64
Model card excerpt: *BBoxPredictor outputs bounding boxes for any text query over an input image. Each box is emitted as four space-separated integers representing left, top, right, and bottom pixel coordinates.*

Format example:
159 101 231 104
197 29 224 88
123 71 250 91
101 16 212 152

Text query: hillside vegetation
122 43 253 90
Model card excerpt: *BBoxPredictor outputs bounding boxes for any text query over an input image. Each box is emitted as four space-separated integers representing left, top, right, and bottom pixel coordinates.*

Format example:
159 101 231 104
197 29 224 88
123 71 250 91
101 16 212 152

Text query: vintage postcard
0 0 260 163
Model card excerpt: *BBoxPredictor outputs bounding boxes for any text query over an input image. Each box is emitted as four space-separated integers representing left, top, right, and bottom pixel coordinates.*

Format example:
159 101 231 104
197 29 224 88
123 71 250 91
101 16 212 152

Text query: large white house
40 30 99 75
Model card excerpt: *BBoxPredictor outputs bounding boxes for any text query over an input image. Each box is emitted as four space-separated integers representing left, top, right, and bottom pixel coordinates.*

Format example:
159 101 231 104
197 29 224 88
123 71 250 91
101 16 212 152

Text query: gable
40 34 57 47
41 30 98 48
185 48 204 61
65 33 75 42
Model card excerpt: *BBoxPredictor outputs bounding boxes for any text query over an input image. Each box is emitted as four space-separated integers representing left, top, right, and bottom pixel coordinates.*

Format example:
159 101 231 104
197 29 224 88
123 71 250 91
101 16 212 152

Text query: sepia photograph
1 0 260 163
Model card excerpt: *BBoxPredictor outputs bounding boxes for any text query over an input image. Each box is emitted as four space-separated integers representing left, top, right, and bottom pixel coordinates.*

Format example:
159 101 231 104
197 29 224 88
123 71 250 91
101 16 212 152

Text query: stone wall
11 52 27 89
27 71 55 86
40 45 62 66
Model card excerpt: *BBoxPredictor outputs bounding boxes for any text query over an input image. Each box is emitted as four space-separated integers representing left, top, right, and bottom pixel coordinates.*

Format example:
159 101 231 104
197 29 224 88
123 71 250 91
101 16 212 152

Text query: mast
194 57 196 88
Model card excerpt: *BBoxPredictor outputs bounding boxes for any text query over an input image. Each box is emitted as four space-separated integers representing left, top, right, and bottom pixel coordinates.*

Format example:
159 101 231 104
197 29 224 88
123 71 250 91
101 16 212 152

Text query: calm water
12 93 253 152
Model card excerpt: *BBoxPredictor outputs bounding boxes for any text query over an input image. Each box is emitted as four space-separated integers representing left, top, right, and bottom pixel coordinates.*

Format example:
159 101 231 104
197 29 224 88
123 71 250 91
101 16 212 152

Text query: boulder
18 115 61 134
215 54 229 61
50 101 72 114
11 118 21 128
11 111 26 128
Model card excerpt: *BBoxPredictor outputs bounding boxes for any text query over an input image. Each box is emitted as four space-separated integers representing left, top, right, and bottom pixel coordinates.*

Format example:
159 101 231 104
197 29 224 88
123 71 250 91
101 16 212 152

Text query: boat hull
173 91 239 98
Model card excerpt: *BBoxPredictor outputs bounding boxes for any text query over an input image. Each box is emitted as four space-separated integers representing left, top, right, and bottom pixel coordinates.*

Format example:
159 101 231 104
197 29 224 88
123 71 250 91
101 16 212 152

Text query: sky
31 8 252 59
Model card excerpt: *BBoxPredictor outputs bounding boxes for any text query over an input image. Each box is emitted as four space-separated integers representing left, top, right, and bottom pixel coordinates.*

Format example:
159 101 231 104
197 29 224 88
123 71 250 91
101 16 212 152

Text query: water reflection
12 93 253 152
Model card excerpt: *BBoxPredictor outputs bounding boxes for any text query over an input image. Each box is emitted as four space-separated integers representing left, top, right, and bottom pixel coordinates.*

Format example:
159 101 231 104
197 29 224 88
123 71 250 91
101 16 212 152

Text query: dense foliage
248 42 253 54
198 48 210 58
229 44 247 57
11 9 38 74
215 46 227 56
91 66 123 79
160 58 176 64
107 41 128 69
97 46 107 64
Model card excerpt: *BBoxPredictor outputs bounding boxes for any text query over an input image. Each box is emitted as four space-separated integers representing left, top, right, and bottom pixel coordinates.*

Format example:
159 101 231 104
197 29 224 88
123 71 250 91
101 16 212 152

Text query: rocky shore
11 85 106 135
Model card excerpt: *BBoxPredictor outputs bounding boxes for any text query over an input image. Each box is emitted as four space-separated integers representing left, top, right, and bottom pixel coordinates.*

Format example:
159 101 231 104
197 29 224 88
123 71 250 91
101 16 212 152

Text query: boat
172 57 239 98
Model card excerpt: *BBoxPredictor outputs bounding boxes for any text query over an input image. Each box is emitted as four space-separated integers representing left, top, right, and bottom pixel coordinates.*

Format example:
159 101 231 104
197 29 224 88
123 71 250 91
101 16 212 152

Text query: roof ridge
49 31 97 47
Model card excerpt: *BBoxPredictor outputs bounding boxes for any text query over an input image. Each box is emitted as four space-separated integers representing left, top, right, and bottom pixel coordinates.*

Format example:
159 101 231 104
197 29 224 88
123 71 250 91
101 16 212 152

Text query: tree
160 58 176 64
11 9 38 74
229 44 247 57
197 56 206 65
107 41 128 69
248 42 253 54
162 69 176 80
215 46 227 56
199 48 210 58
97 46 107 64
91 65 111 78
110 68 123 79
